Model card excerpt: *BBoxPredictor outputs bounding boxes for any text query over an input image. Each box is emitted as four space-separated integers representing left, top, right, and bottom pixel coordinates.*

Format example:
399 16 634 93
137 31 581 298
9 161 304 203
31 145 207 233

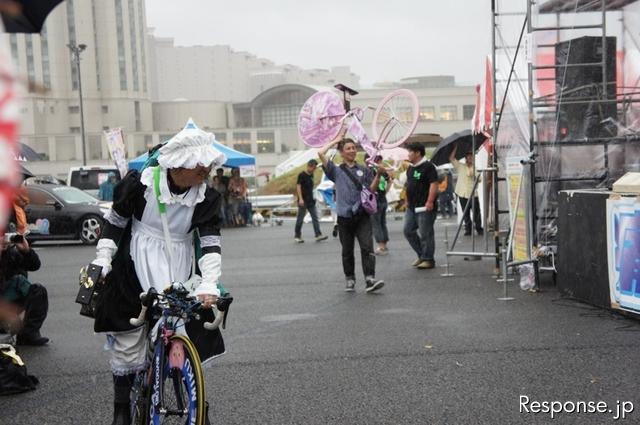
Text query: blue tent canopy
128 141 256 171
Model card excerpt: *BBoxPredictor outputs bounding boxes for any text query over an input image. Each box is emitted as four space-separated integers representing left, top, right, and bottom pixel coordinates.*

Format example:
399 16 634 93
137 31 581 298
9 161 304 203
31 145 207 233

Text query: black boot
112 374 133 425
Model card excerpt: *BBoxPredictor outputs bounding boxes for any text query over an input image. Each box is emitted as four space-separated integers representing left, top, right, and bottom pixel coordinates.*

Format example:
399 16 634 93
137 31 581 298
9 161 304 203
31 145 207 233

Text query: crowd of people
209 167 251 227
0 121 484 418
295 130 483 293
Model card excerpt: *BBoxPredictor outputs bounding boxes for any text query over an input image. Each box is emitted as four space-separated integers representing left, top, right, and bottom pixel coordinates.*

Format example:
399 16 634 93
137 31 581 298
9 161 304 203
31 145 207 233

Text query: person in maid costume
91 119 227 425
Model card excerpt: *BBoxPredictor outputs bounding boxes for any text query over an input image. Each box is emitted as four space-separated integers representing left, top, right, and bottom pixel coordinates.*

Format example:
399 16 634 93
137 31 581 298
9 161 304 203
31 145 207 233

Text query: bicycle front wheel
149 335 206 425
372 89 419 149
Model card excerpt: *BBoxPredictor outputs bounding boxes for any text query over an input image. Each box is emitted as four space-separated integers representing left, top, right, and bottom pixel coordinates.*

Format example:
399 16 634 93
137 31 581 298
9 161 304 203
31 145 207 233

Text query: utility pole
67 42 87 166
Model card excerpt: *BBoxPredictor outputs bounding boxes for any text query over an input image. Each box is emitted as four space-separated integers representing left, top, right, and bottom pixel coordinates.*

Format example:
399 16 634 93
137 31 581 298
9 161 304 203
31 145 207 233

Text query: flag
483 56 493 132
0 26 21 236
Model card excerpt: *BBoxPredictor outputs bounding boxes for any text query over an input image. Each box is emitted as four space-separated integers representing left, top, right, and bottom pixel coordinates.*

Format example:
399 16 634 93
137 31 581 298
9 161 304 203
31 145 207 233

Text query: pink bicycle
297 84 419 159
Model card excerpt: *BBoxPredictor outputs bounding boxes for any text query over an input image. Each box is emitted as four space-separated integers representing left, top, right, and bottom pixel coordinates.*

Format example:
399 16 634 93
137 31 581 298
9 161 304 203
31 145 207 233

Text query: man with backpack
318 134 385 293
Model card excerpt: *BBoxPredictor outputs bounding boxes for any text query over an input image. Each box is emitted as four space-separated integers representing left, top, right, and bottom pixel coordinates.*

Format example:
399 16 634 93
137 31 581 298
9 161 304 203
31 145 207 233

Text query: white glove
91 238 118 278
194 253 221 297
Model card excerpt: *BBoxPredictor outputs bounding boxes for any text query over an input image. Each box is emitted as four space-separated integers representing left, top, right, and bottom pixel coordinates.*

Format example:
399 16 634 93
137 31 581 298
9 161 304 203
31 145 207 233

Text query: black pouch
75 264 103 318
0 345 38 396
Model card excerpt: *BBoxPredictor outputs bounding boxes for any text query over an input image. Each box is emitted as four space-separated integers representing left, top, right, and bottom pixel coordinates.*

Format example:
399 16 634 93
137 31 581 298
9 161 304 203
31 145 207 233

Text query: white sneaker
294 238 304 243
345 279 355 292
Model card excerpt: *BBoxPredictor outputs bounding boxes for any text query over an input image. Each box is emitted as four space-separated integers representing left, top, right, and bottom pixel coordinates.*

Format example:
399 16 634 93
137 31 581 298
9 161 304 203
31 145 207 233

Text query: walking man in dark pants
318 133 385 293
403 143 439 269
294 159 328 243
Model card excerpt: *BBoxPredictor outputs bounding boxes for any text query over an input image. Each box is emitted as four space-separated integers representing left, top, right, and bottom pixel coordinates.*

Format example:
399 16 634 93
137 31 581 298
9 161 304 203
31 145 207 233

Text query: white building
153 77 477 172
8 0 153 176
7 2 476 177
148 36 360 103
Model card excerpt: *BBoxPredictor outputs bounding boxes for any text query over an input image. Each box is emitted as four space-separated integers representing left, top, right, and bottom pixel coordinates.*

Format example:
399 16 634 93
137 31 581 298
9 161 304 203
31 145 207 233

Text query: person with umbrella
449 145 483 236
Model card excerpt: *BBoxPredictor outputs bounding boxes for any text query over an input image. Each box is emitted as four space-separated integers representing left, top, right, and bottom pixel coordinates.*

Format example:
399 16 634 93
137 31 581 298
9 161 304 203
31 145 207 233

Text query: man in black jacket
0 235 49 346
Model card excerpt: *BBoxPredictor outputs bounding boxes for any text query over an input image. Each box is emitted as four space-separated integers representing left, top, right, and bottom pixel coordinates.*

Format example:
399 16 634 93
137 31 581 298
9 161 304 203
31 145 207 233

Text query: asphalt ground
2 215 640 425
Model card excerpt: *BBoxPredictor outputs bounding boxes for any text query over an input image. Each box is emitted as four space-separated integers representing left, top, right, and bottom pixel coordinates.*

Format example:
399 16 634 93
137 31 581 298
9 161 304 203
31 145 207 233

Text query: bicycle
127 284 233 425
297 84 419 161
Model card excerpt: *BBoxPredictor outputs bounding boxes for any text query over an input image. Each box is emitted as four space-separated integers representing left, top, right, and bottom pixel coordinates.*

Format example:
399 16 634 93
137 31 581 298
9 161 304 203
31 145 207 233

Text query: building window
40 26 51 89
102 105 109 113
262 105 300 127
67 0 78 91
134 101 141 131
68 106 80 113
9 34 18 65
49 106 55 114
233 132 252 154
440 105 458 121
115 0 127 91
215 132 227 143
463 105 476 120
256 131 275 153
128 0 139 92
137 1 147 93
419 106 436 121
25 36 36 92
91 0 101 91
70 127 81 133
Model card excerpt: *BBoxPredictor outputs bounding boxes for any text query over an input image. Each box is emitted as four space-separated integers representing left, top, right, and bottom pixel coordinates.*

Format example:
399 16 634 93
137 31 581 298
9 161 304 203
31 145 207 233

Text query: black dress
94 169 226 360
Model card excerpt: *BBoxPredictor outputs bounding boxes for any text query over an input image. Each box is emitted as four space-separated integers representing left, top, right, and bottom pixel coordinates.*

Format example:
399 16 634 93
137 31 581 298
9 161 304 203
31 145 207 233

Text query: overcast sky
145 1 492 87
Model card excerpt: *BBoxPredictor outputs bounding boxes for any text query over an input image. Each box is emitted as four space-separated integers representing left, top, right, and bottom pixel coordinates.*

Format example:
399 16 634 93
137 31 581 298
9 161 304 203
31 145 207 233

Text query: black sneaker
332 225 338 238
365 278 384 293
16 332 49 346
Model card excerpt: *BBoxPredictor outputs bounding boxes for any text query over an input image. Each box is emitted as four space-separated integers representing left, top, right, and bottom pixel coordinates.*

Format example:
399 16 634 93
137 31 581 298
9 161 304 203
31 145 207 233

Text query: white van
67 166 121 198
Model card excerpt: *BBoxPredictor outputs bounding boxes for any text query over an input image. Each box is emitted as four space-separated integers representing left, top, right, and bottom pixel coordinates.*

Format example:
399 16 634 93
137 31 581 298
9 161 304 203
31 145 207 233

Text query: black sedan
12 184 110 245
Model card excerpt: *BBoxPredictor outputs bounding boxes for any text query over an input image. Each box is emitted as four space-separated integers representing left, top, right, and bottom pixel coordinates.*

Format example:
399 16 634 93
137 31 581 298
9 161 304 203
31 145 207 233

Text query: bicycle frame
130 287 232 424
342 107 380 162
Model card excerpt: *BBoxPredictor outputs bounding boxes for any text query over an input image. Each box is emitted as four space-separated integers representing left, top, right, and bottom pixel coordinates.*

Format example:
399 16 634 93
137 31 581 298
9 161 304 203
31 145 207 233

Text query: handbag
75 263 103 318
340 164 378 215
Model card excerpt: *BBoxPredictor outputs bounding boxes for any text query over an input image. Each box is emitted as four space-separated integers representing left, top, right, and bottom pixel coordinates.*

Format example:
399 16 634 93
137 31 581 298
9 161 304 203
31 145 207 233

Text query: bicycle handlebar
129 288 233 331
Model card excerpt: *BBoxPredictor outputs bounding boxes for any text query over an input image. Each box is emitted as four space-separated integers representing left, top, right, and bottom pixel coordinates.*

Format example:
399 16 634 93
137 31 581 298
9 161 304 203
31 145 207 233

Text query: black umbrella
430 129 489 166
17 142 41 161
1 0 65 33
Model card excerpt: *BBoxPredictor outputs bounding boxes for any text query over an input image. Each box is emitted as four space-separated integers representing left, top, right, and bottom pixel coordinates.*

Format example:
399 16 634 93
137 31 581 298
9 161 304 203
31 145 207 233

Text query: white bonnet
158 118 226 169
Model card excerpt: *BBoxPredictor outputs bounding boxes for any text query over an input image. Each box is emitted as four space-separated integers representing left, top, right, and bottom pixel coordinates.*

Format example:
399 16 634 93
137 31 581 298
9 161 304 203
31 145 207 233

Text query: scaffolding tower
491 0 640 283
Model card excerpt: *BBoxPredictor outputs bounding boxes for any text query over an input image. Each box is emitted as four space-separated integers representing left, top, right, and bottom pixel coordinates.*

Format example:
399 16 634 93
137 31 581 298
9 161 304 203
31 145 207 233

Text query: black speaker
557 190 610 309
555 36 617 139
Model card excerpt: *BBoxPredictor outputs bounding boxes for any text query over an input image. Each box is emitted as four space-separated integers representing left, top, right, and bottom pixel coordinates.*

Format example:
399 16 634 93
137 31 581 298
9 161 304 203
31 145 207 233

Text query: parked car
12 184 110 245
67 165 121 198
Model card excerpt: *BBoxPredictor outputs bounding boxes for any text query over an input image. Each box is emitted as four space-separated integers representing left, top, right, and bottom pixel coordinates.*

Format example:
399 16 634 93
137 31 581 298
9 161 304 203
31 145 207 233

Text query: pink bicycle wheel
298 91 346 148
372 89 419 149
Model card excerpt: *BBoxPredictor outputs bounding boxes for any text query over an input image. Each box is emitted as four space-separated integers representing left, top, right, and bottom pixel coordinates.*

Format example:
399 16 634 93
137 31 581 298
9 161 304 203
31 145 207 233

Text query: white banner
239 164 256 178
104 128 128 178
606 196 640 313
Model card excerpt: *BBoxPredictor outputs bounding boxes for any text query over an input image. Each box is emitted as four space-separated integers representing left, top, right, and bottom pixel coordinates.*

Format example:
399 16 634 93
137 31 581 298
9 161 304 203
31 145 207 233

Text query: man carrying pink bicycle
318 131 385 293
298 84 420 291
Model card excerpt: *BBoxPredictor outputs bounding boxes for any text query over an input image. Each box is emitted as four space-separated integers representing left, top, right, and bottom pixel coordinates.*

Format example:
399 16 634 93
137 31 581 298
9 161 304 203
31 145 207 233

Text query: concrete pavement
3 216 640 424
